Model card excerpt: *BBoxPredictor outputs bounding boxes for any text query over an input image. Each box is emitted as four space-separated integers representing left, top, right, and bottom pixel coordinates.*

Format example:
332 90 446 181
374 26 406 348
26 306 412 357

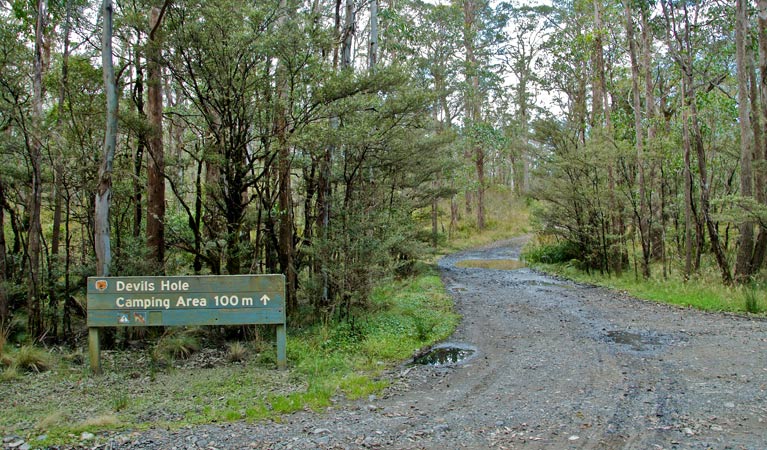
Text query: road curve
119 237 767 449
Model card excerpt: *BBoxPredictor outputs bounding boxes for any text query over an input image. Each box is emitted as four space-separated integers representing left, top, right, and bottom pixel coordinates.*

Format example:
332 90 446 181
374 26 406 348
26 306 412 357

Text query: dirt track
118 237 767 449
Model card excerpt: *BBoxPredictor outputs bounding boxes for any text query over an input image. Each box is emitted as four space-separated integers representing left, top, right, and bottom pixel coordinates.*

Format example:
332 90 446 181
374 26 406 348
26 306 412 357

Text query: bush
226 341 248 362
153 332 200 361
523 239 581 265
14 345 52 373
0 322 8 356
744 283 763 314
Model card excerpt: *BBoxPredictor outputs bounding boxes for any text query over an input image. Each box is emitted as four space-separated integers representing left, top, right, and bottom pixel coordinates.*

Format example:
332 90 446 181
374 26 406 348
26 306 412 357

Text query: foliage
743 283 763 314
0 322 8 356
0 270 457 445
522 238 582 266
532 260 767 315
153 332 200 361
13 345 52 373
226 341 248 363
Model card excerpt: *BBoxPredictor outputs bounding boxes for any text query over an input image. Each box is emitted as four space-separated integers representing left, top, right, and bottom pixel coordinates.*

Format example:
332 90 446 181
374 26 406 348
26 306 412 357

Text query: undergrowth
525 240 767 315
425 187 531 253
0 270 458 447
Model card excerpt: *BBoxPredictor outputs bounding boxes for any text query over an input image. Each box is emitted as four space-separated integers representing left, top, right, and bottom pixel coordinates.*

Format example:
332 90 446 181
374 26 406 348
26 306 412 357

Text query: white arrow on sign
260 295 270 305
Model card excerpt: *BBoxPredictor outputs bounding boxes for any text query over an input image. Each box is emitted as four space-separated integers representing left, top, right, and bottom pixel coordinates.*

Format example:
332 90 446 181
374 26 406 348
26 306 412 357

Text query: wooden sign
87 275 286 373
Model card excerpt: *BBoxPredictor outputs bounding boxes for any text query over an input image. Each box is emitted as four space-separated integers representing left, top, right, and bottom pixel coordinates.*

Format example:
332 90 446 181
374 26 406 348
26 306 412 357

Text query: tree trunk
96 0 119 278
132 40 145 239
624 0 651 279
146 4 167 273
27 0 47 337
594 0 621 273
681 78 694 280
642 8 664 264
688 87 731 283
52 0 71 256
735 0 755 282
463 0 484 230
369 0 378 69
752 0 767 272
0 182 8 324
277 0 297 313
449 194 458 239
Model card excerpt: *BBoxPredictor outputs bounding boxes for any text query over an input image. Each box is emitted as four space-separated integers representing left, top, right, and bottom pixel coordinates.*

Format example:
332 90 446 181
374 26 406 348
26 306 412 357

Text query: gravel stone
93 237 767 450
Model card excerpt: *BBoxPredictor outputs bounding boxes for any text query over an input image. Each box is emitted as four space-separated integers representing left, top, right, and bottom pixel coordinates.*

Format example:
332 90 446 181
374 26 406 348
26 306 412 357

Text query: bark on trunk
27 0 47 337
752 0 767 272
463 0 484 230
132 41 145 239
52 0 71 256
624 0 651 279
146 4 167 273
96 0 118 278
735 0 755 282
277 0 297 313
0 182 8 324
368 0 378 69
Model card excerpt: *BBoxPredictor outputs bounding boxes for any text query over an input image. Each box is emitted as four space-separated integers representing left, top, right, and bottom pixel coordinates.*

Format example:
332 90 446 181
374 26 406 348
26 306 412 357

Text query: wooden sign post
87 274 286 374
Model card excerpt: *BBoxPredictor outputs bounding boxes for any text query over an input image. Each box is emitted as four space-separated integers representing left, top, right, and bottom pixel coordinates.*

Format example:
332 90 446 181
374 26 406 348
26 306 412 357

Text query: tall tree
276 0 297 312
0 181 7 324
146 3 169 273
662 0 732 284
624 0 651 279
463 0 485 230
95 0 119 278
27 0 47 337
734 0 754 282
752 0 767 272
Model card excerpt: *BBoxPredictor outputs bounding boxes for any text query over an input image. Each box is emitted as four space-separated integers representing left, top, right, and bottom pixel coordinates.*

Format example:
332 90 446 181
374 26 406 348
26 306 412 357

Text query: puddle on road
411 344 476 366
455 259 526 270
605 330 663 351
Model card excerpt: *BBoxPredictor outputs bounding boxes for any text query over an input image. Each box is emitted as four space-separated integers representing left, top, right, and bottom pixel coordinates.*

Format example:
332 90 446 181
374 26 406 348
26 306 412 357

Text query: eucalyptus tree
0 15 32 325
459 0 508 230
499 1 551 196
734 0 753 281
95 0 118 279
145 2 169 273
660 0 733 284
415 1 464 240
751 0 767 274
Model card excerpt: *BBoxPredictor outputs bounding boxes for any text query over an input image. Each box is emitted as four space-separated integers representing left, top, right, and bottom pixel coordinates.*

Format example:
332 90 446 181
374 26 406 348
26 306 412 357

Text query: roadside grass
0 270 458 447
526 242 767 315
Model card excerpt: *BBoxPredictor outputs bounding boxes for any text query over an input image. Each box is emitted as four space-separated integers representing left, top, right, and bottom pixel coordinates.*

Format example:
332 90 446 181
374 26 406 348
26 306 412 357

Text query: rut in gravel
113 237 767 449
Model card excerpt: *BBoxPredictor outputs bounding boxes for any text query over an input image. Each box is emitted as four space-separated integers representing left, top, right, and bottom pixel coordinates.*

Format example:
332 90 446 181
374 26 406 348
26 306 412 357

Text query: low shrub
226 341 248 362
523 239 581 265
744 283 763 314
15 345 52 373
153 332 200 361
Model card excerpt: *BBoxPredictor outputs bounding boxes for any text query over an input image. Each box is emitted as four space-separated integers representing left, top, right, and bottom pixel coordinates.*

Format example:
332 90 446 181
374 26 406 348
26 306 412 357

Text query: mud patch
455 259 526 270
604 330 667 352
411 343 476 366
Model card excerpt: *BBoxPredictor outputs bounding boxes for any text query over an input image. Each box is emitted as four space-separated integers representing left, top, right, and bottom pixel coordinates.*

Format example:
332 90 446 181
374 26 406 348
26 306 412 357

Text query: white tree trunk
95 0 118 277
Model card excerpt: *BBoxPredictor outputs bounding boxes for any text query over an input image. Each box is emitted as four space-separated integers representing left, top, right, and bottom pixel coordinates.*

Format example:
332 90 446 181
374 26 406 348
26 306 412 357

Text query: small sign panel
87 275 285 327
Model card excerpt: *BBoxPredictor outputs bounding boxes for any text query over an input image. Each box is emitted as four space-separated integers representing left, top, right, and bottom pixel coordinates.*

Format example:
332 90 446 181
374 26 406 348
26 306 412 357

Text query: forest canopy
0 0 765 343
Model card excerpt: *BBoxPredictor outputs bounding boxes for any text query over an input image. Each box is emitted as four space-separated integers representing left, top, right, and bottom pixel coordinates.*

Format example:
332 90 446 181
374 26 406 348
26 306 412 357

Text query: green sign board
86 275 286 373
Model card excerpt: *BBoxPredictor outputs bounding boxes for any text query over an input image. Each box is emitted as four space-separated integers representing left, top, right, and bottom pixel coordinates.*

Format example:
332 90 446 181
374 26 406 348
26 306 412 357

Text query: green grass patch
533 261 767 315
0 269 459 446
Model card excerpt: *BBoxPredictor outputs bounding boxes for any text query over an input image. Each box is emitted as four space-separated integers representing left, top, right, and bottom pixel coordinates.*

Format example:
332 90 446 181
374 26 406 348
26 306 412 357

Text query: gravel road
114 237 767 449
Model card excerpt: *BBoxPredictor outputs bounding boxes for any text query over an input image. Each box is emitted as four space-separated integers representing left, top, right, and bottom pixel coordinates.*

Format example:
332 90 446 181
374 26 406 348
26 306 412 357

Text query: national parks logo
95 279 108 291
